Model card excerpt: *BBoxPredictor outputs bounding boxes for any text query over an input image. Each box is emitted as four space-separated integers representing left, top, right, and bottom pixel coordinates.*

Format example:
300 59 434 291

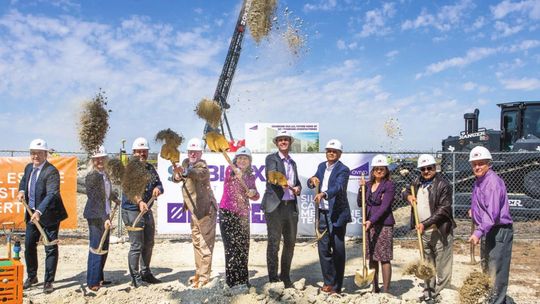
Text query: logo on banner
251 203 266 224
209 165 266 182
350 162 370 177
167 203 189 223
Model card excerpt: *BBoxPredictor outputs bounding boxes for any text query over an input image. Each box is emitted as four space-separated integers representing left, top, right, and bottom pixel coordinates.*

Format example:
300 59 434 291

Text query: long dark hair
369 166 390 184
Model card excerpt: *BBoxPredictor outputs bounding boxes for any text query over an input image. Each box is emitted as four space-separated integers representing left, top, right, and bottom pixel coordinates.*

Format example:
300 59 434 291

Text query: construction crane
203 0 252 142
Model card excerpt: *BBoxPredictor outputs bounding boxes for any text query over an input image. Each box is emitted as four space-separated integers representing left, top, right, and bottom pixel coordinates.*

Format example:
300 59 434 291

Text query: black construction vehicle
441 101 540 219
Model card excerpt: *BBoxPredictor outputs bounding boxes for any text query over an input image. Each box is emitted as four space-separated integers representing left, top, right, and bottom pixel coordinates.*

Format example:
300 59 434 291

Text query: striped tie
28 167 39 209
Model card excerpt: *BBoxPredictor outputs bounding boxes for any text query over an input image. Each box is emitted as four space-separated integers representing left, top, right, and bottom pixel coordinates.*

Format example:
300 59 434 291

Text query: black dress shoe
100 280 112 286
283 280 293 289
43 282 54 294
131 278 147 288
141 273 161 284
23 277 38 289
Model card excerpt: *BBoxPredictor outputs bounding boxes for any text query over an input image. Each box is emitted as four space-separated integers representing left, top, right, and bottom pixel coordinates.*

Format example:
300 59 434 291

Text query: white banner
156 152 376 236
244 122 319 153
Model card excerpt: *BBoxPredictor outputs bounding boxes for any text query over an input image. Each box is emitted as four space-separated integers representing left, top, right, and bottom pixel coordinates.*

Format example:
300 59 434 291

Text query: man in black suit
261 130 302 288
17 139 68 293
307 139 351 294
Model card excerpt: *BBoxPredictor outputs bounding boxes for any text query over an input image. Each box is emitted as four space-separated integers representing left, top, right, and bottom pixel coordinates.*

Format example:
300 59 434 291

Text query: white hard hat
325 139 343 151
469 146 492 162
417 154 436 168
235 146 252 158
91 145 108 158
272 130 294 144
132 137 149 150
29 139 49 151
187 138 203 151
371 154 389 167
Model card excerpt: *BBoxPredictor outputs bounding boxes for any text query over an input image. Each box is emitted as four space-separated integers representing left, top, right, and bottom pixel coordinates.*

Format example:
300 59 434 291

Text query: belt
494 224 513 229
281 200 295 206
318 209 329 214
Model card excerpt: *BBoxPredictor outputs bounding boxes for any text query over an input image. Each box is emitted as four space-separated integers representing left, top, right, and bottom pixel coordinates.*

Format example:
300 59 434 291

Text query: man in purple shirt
468 146 513 304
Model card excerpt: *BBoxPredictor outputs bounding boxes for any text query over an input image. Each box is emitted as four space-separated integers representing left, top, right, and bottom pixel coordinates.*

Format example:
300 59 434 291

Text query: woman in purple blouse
219 147 260 287
358 154 395 293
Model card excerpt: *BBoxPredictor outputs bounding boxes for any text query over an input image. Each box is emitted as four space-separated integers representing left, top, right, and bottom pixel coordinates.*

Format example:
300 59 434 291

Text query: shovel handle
361 174 368 269
410 186 425 260
93 201 120 253
130 196 157 229
20 198 57 246
220 151 250 194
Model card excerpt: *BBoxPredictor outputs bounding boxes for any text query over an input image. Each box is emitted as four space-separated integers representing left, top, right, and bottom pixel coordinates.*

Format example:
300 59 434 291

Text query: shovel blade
89 248 108 255
354 267 375 288
315 229 327 242
205 132 229 152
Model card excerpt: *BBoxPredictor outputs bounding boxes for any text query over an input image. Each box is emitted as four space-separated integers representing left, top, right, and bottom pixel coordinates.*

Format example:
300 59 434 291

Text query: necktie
28 167 39 209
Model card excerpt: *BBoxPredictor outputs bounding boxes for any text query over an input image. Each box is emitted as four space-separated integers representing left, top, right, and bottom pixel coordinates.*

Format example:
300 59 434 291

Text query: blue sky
1 0 540 153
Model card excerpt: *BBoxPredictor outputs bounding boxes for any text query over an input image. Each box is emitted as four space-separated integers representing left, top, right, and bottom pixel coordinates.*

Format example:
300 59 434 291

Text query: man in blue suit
307 139 351 294
17 139 68 294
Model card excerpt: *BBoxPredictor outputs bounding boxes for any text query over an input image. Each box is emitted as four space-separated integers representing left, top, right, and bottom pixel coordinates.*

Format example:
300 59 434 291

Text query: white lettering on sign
508 199 522 207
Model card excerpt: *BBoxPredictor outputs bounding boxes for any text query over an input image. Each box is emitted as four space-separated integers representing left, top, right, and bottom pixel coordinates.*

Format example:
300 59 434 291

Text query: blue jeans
87 218 109 286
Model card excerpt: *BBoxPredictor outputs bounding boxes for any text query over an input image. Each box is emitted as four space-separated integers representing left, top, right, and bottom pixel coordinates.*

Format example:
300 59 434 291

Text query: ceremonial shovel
20 198 59 246
312 179 327 242
464 221 479 265
355 174 375 288
125 196 157 232
89 201 120 255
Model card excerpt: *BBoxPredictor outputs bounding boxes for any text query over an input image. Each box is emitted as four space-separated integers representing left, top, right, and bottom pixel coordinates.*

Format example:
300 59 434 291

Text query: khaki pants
190 212 217 284
422 229 453 297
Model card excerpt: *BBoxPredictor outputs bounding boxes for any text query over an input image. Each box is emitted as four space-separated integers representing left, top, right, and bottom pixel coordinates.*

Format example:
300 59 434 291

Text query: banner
0 156 78 229
244 123 319 153
156 152 375 236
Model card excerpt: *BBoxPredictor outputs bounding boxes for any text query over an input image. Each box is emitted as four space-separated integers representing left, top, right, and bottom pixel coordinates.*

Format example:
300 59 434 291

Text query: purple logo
350 162 370 176
167 203 189 223
250 203 266 224
209 165 266 182
249 125 258 130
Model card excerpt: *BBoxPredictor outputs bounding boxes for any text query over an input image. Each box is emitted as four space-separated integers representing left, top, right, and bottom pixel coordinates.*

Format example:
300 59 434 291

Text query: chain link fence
2 150 539 240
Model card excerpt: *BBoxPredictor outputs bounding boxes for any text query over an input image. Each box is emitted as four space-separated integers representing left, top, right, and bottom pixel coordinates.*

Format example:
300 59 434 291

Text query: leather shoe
100 280 112 286
23 277 38 289
283 280 293 289
89 285 100 292
43 282 54 294
131 278 147 288
141 273 162 284
321 285 334 293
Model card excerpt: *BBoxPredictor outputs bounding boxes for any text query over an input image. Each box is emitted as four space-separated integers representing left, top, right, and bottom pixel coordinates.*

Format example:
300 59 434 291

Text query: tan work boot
188 274 199 287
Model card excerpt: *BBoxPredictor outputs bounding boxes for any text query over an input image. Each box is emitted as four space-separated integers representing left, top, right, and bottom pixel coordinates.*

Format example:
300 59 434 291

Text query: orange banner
0 156 78 230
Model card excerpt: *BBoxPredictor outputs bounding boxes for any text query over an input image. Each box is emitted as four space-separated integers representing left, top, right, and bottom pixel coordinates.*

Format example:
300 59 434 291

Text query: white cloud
500 77 540 90
507 39 540 52
358 3 396 37
385 50 399 59
491 0 540 20
417 47 498 78
336 39 357 50
492 20 523 39
303 0 338 12
462 81 490 93
402 0 474 31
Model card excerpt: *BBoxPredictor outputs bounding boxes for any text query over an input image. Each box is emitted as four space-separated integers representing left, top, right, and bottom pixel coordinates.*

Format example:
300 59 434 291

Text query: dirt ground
15 236 539 304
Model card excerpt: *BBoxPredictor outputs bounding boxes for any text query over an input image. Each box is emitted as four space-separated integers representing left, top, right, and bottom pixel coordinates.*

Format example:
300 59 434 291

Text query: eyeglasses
326 149 339 154
420 166 435 172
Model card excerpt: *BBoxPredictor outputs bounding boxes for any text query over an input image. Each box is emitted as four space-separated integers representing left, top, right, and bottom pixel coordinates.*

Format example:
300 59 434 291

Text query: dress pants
265 200 298 283
87 218 109 286
317 210 347 292
481 225 513 304
421 229 453 297
25 222 60 282
191 211 217 284
121 209 155 280
219 209 250 287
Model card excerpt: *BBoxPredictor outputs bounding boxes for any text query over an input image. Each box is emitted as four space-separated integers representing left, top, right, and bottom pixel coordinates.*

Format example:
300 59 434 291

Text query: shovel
409 186 435 280
355 174 375 288
312 179 327 242
464 221 478 265
20 198 59 246
89 201 120 255
205 132 249 193
125 196 157 231
267 171 288 187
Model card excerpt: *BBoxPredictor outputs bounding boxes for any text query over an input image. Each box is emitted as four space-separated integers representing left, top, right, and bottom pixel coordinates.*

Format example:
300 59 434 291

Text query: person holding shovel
172 137 218 288
468 146 513 304
307 139 351 294
219 147 260 287
121 137 163 287
357 154 395 293
403 154 455 303
261 130 302 288
17 138 68 294
84 146 120 291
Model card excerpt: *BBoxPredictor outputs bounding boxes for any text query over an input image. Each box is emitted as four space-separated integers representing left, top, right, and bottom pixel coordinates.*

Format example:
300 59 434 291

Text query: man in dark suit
261 130 302 288
17 139 68 293
307 139 351 294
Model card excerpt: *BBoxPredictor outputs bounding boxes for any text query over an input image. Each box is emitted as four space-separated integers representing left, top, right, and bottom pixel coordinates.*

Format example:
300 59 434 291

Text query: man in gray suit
17 139 68 294
262 130 302 288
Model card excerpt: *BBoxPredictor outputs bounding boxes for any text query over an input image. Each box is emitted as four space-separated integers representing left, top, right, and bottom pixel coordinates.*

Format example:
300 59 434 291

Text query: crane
203 0 252 142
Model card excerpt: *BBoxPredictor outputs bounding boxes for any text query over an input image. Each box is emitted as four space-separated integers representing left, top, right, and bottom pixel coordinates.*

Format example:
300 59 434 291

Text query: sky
1 0 540 153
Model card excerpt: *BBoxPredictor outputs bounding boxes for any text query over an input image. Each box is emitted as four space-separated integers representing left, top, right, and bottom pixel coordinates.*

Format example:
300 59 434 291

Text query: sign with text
156 153 375 236
0 156 78 229
244 122 319 153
